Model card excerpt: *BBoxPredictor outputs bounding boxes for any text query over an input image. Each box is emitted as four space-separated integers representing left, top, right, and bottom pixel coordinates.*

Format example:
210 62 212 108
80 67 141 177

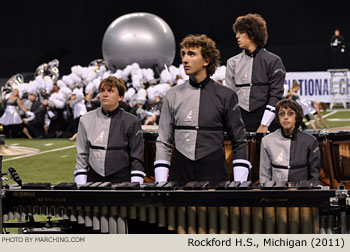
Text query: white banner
0 234 349 252
284 71 350 103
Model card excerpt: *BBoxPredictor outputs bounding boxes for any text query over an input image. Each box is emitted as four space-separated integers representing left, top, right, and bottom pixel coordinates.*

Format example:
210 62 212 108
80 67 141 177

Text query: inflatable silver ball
102 12 176 71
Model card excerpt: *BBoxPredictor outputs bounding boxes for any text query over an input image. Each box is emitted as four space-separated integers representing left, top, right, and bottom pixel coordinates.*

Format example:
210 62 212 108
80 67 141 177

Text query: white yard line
327 118 350 121
3 145 76 162
305 110 337 125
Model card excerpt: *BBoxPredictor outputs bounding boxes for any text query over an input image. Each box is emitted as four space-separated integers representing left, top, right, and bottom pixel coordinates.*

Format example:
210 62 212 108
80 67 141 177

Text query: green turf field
321 110 350 128
2 138 76 185
304 109 350 128
1 139 76 234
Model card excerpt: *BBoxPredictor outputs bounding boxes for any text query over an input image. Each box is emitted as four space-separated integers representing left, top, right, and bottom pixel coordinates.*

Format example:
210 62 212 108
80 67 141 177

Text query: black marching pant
170 148 229 186
87 167 130 183
240 106 279 133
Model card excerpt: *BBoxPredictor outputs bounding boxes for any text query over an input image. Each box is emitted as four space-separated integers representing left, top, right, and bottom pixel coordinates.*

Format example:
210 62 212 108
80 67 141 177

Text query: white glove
130 170 146 184
75 174 87 186
261 105 275 127
24 111 35 122
233 167 249 182
154 167 169 182
233 159 252 182
74 169 87 186
154 160 170 182
131 176 144 183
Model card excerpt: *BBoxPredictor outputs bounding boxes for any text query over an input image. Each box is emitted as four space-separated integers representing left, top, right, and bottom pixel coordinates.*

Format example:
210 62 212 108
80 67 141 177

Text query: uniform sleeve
260 57 286 127
225 59 236 92
224 91 251 181
330 36 337 47
341 36 345 49
224 91 248 160
259 138 272 183
267 57 285 107
128 119 145 183
74 118 89 185
154 95 174 182
307 138 321 181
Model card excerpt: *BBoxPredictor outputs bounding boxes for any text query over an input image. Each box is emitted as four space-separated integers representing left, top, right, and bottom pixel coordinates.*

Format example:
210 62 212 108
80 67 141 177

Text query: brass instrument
1 73 24 100
34 59 60 83
86 59 107 81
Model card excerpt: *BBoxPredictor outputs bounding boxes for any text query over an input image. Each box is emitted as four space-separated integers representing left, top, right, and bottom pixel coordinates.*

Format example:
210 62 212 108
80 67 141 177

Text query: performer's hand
24 111 35 122
74 169 88 186
75 174 87 186
256 125 268 133
233 167 249 182
154 167 169 183
131 176 144 184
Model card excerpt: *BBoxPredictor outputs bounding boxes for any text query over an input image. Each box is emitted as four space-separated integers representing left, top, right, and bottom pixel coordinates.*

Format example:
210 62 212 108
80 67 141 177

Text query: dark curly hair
180 34 220 76
233 13 268 48
275 99 304 128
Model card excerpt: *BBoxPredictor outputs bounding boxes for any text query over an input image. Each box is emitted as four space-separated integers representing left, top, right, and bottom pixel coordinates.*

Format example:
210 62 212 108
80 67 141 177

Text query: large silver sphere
102 12 176 71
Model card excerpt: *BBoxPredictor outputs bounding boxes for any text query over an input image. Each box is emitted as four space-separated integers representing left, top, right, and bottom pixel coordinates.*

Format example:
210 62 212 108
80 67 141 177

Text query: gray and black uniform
259 128 320 183
155 76 250 185
225 48 285 132
75 106 145 183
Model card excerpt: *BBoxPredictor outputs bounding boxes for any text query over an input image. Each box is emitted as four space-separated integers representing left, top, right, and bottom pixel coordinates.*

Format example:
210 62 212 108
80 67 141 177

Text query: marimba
2 128 349 234
143 127 350 188
2 181 350 234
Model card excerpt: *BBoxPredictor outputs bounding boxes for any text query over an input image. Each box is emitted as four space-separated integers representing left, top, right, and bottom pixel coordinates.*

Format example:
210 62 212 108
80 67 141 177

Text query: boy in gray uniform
155 34 251 185
74 76 145 185
259 99 320 183
225 13 285 133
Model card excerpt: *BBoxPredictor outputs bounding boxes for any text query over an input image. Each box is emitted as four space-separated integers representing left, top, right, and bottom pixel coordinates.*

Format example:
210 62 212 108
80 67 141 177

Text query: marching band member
74 76 145 185
22 90 47 139
0 88 33 138
259 99 320 183
225 14 285 133
155 34 251 186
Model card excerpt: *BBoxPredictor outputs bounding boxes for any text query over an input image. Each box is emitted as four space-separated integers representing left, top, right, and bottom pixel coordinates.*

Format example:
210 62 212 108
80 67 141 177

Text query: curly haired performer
154 34 251 185
226 14 286 133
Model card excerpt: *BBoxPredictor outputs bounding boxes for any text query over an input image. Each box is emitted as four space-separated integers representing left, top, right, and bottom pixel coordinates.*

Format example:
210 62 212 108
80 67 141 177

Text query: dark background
1 0 349 80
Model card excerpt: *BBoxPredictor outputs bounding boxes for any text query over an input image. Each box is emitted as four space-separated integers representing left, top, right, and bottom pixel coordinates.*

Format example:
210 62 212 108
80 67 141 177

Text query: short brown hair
275 99 304 126
180 34 220 76
233 13 268 47
99 76 126 97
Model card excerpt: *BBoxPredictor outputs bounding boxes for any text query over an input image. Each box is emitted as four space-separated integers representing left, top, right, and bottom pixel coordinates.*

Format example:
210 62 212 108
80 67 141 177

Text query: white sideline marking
305 111 337 125
327 118 350 121
3 145 76 162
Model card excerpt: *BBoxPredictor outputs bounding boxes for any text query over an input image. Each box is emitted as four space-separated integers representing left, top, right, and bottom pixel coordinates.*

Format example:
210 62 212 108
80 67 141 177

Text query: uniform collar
244 47 261 57
189 75 211 88
101 105 121 117
280 126 299 139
